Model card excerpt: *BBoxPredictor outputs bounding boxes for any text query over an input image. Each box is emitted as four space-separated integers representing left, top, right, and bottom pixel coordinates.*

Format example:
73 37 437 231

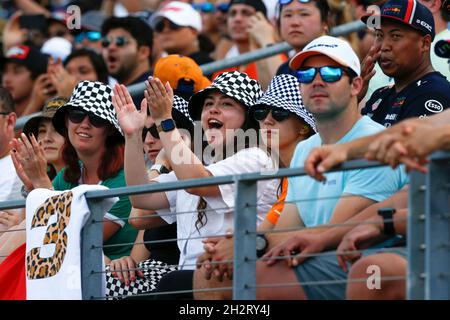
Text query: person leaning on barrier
194 35 408 300
113 71 279 299
304 108 450 180
194 74 317 282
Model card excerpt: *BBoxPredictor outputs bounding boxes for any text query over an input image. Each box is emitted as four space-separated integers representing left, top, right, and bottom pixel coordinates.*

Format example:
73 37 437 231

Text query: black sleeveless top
143 223 179 265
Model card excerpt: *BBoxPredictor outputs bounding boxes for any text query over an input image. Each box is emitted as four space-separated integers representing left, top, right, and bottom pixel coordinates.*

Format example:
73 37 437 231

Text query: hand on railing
10 132 51 191
365 118 446 172
335 218 384 273
112 84 147 138
109 256 145 286
144 77 173 123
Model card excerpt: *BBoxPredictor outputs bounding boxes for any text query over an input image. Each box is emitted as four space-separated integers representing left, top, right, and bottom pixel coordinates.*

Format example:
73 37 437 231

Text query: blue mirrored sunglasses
296 66 348 83
74 31 102 43
279 0 313 5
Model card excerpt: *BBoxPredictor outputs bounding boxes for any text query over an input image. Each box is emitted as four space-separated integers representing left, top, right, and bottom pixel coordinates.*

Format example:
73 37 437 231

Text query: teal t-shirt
286 116 409 227
52 167 137 260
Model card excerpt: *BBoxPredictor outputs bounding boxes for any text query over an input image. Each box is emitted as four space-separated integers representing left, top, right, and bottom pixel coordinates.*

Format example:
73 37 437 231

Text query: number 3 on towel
26 191 73 279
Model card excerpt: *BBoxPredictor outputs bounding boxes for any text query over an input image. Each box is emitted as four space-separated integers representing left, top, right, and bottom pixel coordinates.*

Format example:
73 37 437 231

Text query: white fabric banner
25 185 118 300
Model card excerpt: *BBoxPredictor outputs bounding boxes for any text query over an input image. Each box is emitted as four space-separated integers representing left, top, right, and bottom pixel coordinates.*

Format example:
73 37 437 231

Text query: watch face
256 234 267 251
161 119 176 131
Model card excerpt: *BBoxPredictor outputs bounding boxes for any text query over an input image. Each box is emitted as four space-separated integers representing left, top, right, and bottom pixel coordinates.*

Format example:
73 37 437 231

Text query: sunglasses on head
67 109 109 128
296 66 350 84
101 36 130 48
279 0 314 5
142 124 160 140
154 20 182 33
252 106 291 122
74 31 102 43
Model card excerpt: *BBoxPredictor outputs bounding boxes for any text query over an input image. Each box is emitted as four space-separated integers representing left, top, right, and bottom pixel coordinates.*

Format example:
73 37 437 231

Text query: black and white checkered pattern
252 74 317 132
173 95 193 123
188 71 263 120
52 81 123 136
105 259 178 300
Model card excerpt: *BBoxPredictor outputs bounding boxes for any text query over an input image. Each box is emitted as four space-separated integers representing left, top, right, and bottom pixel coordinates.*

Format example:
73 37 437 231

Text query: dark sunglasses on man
101 35 130 48
252 106 291 122
67 109 109 128
192 2 229 13
142 124 160 141
296 66 353 84
154 20 183 33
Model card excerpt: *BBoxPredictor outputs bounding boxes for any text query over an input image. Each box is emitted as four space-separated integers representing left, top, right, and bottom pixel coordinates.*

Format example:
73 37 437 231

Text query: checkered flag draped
173 95 193 123
105 259 178 300
67 81 123 135
254 74 317 132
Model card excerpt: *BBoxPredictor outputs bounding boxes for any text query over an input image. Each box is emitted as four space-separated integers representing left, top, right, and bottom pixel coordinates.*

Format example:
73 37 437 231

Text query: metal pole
425 151 450 299
81 198 104 300
233 178 257 300
407 171 426 300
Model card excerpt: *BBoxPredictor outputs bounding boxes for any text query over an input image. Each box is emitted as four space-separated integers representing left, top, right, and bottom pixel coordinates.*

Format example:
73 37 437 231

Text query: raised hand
358 41 381 102
112 84 147 137
10 133 51 190
144 77 173 123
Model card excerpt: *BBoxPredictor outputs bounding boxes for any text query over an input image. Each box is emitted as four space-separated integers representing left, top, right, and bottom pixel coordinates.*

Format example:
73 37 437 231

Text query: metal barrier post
407 170 426 299
425 151 450 299
81 198 104 300
233 178 257 300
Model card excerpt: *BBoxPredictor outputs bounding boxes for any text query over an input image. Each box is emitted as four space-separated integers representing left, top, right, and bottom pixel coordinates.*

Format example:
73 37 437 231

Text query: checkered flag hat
251 74 317 132
52 81 123 137
173 95 193 123
188 71 263 120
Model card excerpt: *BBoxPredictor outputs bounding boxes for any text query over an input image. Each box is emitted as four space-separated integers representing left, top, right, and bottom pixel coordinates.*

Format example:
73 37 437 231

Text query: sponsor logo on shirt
424 100 444 113
371 98 382 111
393 96 405 107
385 114 397 121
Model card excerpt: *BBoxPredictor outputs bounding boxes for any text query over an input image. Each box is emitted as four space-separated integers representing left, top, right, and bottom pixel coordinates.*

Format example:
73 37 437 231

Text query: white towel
25 185 118 300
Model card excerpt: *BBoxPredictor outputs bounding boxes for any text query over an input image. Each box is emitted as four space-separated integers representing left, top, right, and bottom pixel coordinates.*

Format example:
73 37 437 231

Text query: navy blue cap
362 0 435 40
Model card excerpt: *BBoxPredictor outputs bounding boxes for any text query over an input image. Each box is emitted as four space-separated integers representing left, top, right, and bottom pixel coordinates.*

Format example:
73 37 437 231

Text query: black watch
157 118 176 133
256 234 268 258
378 207 396 236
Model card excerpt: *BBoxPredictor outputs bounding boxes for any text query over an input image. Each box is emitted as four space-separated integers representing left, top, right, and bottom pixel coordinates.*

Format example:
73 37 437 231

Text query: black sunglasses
252 106 291 122
0 111 11 116
67 109 109 128
101 36 130 48
154 20 182 33
142 124 160 140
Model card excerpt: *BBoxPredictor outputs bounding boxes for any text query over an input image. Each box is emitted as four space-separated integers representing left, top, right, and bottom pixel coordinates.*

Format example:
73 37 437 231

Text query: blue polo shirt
286 116 408 227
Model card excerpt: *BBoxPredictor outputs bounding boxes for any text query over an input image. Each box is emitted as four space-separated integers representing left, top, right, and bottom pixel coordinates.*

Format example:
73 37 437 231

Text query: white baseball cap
150 1 202 32
289 36 361 76
41 37 73 62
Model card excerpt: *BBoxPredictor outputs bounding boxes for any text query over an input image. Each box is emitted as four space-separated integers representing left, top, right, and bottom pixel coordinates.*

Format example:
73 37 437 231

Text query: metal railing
14 20 366 130
2 153 448 299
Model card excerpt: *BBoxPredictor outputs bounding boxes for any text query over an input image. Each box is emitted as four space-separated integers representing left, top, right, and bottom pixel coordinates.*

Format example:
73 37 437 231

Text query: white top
153 147 279 270
0 155 23 201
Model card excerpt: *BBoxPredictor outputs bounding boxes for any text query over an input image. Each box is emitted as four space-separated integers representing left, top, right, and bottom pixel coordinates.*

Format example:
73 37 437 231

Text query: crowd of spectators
0 0 450 300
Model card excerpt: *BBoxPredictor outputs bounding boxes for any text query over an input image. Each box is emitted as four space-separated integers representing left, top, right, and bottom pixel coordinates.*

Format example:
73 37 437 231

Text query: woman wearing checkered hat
10 81 138 262
113 71 279 299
